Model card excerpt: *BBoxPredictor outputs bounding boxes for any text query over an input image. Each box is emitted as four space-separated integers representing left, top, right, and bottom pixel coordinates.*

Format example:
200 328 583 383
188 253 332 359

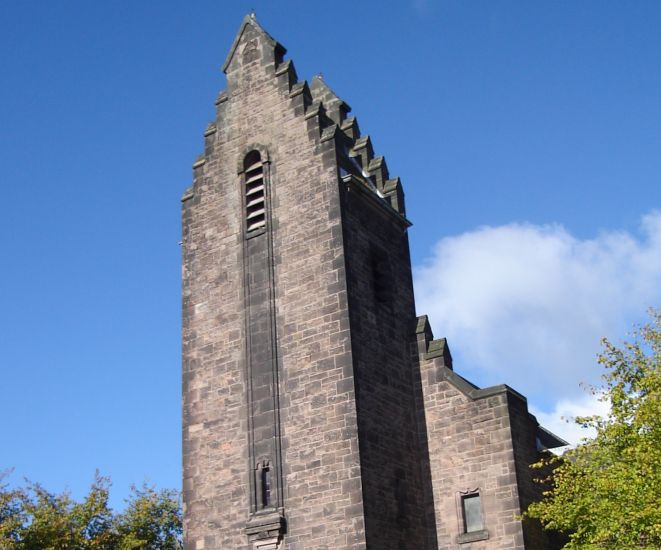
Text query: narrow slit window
244 151 266 232
461 493 483 533
261 467 271 508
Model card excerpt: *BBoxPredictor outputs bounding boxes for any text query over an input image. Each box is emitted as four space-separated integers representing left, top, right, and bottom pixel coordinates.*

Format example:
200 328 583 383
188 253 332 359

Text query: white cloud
413 211 661 427
530 393 611 448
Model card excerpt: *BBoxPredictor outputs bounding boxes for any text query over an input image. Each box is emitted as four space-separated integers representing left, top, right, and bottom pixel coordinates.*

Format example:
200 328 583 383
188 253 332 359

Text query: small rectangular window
461 493 483 533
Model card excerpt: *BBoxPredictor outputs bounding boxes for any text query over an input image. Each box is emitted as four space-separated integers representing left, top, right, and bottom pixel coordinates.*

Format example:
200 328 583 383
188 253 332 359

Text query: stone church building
181 15 566 550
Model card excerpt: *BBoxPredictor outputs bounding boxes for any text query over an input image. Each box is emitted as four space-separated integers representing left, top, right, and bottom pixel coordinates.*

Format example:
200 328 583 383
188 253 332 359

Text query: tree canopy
0 473 182 549
526 310 661 549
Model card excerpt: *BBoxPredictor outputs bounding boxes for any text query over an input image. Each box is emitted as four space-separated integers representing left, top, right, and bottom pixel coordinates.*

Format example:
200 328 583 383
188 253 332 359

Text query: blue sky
1 1 659 509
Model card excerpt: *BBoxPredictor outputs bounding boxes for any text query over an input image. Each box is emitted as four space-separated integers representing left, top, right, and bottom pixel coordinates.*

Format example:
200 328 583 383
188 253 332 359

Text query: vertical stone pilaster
240 154 286 543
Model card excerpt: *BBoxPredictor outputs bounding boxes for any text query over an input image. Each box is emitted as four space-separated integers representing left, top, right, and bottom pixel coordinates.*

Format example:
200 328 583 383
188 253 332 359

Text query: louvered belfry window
244 151 266 232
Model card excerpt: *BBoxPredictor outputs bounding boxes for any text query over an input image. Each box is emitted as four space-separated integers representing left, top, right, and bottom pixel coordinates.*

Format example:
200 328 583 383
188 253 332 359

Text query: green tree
526 310 661 549
0 473 182 549
115 485 182 550
0 471 26 547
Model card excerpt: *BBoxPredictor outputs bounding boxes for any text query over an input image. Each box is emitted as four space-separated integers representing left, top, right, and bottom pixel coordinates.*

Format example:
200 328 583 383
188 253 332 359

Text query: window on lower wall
462 493 483 533
456 489 489 544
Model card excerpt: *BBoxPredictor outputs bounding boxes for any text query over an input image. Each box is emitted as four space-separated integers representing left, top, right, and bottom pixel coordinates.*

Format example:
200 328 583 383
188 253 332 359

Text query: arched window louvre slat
243 151 266 232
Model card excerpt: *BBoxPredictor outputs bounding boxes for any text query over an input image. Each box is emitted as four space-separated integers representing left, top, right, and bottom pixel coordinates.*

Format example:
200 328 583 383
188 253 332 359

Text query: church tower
182 15 565 550
182 15 429 550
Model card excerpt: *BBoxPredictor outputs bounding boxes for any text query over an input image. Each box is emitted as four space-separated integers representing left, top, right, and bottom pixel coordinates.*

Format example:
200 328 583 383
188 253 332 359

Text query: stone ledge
245 510 286 549
274 59 293 76
342 174 411 229
457 529 489 544
181 186 194 202
203 122 217 136
437 365 524 403
192 155 206 169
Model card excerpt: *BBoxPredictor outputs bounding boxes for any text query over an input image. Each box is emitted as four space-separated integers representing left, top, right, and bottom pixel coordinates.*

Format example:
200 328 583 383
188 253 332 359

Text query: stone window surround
455 488 489 545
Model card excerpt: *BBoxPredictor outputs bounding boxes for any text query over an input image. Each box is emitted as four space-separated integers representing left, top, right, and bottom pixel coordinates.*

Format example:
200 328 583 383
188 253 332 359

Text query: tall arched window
244 151 266 232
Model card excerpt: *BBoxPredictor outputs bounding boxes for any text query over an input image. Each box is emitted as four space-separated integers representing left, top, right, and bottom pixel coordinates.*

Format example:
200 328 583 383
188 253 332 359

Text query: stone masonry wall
418 354 527 550
507 396 562 550
182 18 367 550
340 182 434 549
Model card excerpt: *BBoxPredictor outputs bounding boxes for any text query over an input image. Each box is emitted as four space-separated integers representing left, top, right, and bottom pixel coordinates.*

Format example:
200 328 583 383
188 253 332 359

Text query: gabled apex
222 14 286 73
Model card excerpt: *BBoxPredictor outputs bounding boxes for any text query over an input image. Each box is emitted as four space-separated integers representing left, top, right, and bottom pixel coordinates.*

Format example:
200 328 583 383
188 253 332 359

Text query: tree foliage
526 310 661 549
0 472 182 549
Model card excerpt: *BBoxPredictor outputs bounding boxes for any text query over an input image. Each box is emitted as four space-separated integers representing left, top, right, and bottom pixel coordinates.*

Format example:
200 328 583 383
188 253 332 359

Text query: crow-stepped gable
181 15 566 550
